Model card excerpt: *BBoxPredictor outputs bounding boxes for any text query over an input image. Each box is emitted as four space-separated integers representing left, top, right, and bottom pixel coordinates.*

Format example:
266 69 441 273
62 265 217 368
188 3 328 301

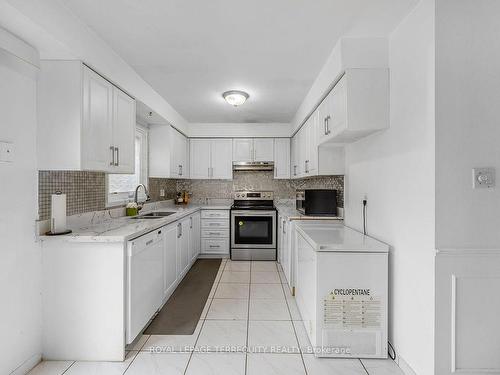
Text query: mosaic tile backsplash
39 171 106 220
38 170 343 220
176 171 344 207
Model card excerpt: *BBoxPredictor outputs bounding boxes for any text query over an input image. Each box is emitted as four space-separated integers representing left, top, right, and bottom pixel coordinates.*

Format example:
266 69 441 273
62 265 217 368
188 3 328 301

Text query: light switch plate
0 141 14 163
473 167 495 188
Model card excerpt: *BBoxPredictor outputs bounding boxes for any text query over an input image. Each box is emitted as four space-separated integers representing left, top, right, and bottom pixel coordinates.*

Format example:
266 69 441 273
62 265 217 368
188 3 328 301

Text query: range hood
233 161 274 171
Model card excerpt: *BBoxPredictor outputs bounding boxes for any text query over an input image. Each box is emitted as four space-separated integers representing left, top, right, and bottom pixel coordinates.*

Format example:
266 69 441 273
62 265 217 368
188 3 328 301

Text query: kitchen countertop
295 221 389 253
39 202 231 243
275 202 344 221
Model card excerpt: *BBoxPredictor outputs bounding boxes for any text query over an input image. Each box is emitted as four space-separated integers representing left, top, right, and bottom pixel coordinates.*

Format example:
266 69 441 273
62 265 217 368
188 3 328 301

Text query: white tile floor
29 260 402 375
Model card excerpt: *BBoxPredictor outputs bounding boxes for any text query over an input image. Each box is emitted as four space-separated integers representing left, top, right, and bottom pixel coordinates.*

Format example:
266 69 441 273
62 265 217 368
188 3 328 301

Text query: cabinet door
163 224 178 298
211 139 233 179
190 139 211 179
290 135 299 178
82 67 113 171
306 112 318 175
274 138 290 179
233 138 253 162
171 130 188 178
189 213 201 262
112 87 136 174
178 219 190 275
254 138 274 162
296 126 306 177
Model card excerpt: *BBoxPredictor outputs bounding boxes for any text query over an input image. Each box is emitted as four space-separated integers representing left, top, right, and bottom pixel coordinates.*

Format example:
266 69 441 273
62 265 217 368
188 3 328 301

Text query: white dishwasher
126 228 164 344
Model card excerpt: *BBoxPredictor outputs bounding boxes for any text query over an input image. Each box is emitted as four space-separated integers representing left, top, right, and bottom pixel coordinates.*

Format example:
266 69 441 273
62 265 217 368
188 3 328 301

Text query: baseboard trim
10 353 41 375
397 354 418 375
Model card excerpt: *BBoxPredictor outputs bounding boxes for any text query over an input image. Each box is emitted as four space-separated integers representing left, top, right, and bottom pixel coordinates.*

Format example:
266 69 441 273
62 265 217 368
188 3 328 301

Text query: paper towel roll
51 192 67 234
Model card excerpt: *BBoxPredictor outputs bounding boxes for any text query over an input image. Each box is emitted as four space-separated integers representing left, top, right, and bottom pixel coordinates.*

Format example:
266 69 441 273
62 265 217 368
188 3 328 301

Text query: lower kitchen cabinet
200 209 230 256
163 223 178 300
177 217 190 277
189 212 201 263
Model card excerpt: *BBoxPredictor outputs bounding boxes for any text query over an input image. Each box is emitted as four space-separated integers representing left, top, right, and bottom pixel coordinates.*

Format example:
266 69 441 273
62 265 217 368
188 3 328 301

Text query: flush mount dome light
222 90 249 106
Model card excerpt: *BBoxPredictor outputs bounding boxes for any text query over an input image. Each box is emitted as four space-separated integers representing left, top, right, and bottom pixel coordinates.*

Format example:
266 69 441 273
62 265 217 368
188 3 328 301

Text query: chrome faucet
134 184 151 211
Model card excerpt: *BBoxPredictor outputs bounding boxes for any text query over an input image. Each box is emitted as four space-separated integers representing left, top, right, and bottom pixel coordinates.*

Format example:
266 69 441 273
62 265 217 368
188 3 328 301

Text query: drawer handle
146 239 153 246
209 223 221 226
209 245 220 248
208 232 220 235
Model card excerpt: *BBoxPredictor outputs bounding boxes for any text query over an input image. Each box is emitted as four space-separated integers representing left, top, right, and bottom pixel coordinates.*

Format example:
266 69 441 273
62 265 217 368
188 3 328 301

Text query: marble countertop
39 202 231 243
275 202 343 221
295 221 389 253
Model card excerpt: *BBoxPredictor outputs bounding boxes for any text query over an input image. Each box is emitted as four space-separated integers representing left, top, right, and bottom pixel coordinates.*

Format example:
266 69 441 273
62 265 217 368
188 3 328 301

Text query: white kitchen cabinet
189 212 201 263
189 139 211 179
233 138 274 162
274 138 290 179
190 139 232 179
200 209 230 256
232 138 254 162
163 223 178 301
177 218 190 277
172 129 189 178
38 61 136 173
254 138 274 161
111 87 136 173
291 117 345 179
211 139 233 179
318 69 389 144
149 125 189 178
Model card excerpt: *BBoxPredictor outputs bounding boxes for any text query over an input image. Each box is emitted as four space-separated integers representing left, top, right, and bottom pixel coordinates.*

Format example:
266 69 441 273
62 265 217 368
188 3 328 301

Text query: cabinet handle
208 167 211 178
114 147 119 166
209 245 220 248
177 223 182 238
324 117 328 135
179 165 183 176
146 239 153 246
208 232 220 235
209 223 220 226
326 115 331 135
293 165 297 176
110 146 115 166
305 160 309 173
190 217 193 229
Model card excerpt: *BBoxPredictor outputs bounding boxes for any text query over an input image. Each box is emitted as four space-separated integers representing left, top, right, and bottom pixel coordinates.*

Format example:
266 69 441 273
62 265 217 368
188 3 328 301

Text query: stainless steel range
230 191 277 261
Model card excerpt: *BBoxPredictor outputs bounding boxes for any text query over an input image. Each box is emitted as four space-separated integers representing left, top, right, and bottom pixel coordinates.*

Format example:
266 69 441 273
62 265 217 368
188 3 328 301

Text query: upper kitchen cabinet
233 138 274 162
190 139 232 179
274 138 290 179
291 112 344 179
37 61 136 173
318 68 389 144
149 125 189 179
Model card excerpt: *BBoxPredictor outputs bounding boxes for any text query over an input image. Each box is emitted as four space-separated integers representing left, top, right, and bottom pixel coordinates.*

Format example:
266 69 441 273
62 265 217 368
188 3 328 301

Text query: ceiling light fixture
222 90 249 107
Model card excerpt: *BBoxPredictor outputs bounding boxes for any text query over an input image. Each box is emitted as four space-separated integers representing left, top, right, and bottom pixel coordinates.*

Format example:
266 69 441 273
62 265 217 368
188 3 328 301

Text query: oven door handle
231 211 276 216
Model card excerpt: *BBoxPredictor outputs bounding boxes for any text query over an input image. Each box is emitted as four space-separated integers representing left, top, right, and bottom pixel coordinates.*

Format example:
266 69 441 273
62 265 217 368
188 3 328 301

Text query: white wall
435 1 500 374
0 0 189 133
188 123 292 138
435 0 500 249
0 27 41 374
344 1 435 374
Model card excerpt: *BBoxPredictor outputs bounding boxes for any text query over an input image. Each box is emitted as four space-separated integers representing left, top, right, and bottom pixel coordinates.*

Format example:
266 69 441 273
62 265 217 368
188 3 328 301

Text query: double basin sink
131 211 176 220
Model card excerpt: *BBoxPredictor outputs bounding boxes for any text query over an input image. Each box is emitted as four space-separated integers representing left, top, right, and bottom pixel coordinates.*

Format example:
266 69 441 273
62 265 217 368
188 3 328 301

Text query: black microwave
296 189 338 216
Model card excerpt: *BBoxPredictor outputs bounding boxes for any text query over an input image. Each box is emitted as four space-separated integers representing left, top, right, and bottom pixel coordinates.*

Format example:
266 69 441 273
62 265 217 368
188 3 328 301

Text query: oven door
231 210 276 249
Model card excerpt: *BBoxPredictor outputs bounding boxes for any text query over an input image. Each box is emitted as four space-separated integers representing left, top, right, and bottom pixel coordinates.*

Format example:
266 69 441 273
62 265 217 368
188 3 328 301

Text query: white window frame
106 125 149 207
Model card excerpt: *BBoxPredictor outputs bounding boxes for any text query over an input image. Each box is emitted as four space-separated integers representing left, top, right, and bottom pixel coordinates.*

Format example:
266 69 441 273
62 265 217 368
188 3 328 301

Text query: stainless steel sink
131 211 176 219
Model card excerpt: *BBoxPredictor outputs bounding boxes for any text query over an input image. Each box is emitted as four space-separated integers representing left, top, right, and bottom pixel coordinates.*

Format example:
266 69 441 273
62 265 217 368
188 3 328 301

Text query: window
107 126 148 207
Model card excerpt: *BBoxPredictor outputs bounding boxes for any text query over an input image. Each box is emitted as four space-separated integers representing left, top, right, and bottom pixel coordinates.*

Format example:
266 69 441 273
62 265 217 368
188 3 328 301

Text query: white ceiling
61 0 417 124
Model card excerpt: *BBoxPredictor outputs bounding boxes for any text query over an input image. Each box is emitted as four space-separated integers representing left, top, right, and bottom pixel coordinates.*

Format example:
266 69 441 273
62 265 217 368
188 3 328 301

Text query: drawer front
201 219 229 229
201 238 229 254
201 228 229 238
201 210 229 219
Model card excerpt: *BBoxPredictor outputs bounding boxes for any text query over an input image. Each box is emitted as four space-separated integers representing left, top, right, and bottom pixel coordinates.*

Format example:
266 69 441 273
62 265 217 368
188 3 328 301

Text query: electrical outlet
473 168 495 189
0 141 14 163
